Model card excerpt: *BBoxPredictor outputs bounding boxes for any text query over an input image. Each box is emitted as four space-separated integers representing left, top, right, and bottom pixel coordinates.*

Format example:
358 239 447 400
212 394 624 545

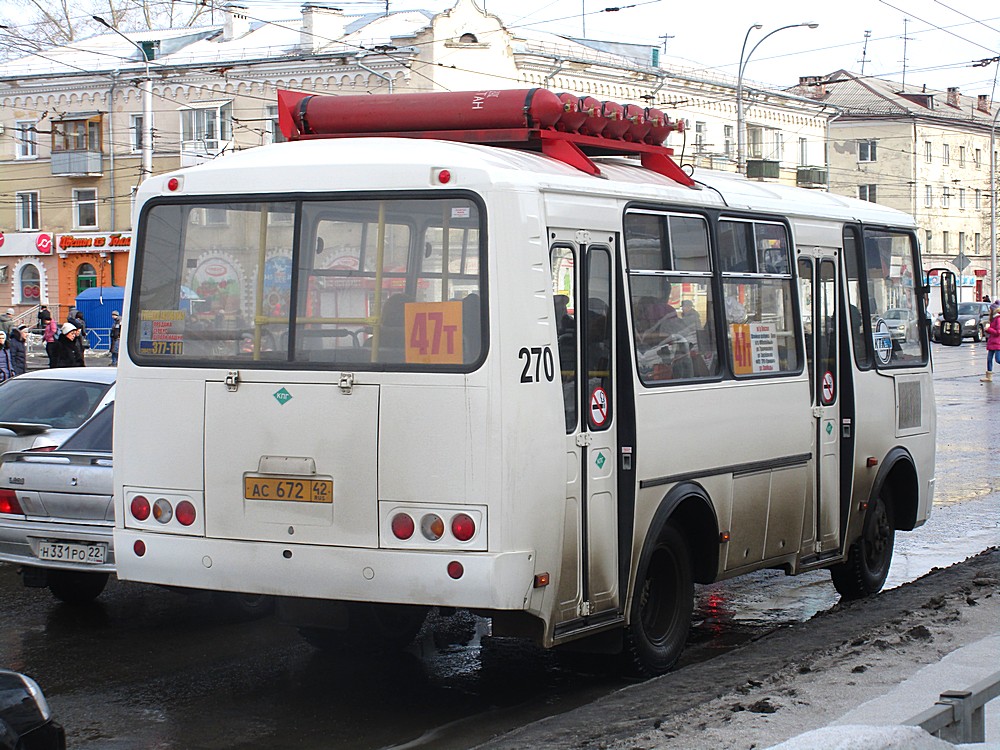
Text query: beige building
793 71 999 299
0 0 833 319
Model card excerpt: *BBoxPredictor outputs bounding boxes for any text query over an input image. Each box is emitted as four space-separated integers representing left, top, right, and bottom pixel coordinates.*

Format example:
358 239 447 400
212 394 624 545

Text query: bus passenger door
797 251 842 553
550 232 620 625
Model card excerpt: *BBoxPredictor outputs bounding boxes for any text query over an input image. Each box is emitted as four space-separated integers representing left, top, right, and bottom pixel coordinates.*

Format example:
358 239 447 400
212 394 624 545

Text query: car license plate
243 476 333 503
36 541 107 565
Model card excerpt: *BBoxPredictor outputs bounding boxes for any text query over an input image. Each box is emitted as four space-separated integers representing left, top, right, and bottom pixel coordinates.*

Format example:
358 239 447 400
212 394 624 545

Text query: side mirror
0 671 65 750
929 269 962 347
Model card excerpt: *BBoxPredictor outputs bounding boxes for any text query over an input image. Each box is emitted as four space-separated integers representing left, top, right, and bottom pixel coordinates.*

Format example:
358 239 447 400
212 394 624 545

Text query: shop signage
57 233 132 252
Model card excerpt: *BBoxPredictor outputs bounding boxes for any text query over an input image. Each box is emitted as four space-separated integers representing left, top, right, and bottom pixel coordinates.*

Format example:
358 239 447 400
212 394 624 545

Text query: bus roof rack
276 88 697 187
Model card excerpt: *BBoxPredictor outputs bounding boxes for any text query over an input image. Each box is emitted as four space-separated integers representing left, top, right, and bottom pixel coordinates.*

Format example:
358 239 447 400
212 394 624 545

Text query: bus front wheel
624 523 693 676
831 491 895 600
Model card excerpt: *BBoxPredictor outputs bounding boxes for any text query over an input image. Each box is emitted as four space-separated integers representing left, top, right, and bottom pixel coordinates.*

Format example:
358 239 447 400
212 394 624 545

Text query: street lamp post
736 22 818 174
93 16 153 183
991 105 999 299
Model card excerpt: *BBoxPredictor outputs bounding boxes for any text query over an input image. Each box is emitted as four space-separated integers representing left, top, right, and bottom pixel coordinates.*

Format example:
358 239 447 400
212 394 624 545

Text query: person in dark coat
8 325 27 376
0 331 12 381
52 322 85 368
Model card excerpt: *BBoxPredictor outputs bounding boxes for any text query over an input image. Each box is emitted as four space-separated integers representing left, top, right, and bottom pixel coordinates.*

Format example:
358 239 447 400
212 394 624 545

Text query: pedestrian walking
37 305 51 330
110 310 121 366
982 307 1000 382
0 330 13 381
52 322 85 368
8 325 27 376
0 308 13 337
43 316 58 368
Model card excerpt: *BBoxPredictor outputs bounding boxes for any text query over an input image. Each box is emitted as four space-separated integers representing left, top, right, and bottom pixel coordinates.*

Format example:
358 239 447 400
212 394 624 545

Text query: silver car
0 368 115 453
0 402 115 603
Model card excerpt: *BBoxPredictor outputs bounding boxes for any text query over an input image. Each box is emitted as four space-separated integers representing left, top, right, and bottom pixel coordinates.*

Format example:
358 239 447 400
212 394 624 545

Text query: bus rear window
133 196 485 369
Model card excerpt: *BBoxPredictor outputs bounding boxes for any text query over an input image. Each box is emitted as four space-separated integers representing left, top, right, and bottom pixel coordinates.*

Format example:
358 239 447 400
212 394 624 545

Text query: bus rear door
550 230 621 629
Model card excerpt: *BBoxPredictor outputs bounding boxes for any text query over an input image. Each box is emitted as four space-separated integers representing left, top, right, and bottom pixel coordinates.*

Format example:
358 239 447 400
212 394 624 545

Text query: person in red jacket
982 307 1000 382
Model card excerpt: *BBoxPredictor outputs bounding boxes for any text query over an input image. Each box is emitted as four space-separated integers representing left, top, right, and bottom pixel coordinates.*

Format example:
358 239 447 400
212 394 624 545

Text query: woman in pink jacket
982 307 1000 382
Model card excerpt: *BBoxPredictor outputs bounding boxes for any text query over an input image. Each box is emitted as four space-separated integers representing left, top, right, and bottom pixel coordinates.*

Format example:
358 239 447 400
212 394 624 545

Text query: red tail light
451 513 476 542
130 495 151 521
391 513 415 540
175 500 196 526
0 489 24 515
27 445 58 453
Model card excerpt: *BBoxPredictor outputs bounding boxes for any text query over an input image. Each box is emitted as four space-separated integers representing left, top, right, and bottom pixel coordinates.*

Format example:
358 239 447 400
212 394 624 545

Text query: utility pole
859 30 871 75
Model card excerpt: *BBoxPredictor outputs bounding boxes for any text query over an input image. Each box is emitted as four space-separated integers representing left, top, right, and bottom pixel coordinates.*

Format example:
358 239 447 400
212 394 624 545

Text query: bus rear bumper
114 530 536 610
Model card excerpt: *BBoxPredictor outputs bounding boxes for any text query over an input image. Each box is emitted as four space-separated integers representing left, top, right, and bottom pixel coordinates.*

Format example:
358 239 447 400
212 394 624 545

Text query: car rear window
0 379 111 429
60 402 114 452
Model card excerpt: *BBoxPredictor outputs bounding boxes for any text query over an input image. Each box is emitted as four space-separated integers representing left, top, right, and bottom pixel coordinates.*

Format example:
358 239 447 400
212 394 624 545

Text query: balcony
51 150 103 176
796 166 828 188
746 159 780 180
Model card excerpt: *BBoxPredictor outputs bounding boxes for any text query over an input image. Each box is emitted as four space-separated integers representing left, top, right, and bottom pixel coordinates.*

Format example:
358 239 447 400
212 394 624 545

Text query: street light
991 105 999 299
736 22 818 174
93 15 153 183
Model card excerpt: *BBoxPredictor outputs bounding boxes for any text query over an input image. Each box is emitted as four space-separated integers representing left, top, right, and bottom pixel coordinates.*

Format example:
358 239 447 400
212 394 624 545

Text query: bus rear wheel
831 491 895 600
624 523 693 676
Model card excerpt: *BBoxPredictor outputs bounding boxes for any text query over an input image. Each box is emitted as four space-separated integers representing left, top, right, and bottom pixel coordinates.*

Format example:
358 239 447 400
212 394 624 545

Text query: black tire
973 325 984 342
831 491 895 600
623 524 693 676
299 603 429 652
47 570 109 604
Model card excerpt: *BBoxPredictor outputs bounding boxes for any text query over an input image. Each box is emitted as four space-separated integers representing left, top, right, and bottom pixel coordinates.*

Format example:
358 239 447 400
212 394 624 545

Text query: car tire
47 570 109 604
974 325 984 342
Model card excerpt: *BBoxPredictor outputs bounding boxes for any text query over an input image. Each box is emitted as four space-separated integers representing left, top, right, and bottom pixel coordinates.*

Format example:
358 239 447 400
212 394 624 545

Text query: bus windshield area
133 196 484 369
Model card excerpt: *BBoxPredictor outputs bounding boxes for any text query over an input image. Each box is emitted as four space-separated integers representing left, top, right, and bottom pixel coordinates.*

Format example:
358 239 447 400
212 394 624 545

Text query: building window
858 139 877 161
798 137 808 166
747 126 763 159
180 102 233 152
942 144 950 165
694 121 706 153
975 148 982 168
959 188 966 209
774 131 784 161
19 265 41 304
925 230 932 250
265 105 287 145
76 263 98 294
941 186 950 208
925 141 932 163
131 114 144 152
858 184 877 202
942 231 949 252
959 145 966 167
976 189 982 209
975 233 981 254
52 114 102 153
723 125 733 157
15 120 37 158
15 192 39 230
73 189 98 229
925 185 933 207
959 232 966 253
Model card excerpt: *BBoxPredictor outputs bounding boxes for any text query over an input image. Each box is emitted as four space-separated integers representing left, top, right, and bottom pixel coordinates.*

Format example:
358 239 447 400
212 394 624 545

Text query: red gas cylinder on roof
623 104 652 143
284 88 565 137
577 96 608 136
556 93 588 133
644 108 672 145
601 101 630 139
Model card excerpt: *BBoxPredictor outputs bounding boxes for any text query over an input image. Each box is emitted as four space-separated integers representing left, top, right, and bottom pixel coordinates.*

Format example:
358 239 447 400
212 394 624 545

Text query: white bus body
115 130 938 674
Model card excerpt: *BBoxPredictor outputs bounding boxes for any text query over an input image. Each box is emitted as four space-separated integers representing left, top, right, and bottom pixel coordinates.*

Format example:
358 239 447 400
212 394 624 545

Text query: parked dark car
932 301 990 342
0 670 65 750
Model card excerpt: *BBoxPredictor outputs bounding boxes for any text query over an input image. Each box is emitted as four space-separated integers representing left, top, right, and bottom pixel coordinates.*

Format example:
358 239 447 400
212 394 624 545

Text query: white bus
114 90 956 675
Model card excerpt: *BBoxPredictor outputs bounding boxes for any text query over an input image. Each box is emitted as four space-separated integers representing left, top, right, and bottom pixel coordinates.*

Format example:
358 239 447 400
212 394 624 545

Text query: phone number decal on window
139 340 184 355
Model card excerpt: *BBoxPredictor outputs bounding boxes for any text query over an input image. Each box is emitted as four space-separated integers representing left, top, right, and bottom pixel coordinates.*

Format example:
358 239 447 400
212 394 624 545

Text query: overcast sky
234 0 1000 96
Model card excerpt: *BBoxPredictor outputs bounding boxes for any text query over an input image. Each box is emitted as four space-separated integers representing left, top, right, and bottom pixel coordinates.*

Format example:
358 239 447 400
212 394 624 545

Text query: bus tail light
152 498 173 523
133 540 146 557
451 513 476 542
0 489 23 515
447 561 464 579
130 495 151 521
175 501 197 527
421 513 445 541
391 513 415 540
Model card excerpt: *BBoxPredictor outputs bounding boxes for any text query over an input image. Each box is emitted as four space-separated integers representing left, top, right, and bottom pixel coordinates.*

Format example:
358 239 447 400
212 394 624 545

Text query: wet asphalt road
1 341 997 749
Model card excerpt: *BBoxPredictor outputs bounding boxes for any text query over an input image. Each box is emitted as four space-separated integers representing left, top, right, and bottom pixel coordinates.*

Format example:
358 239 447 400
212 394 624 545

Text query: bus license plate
36 541 107 565
243 477 333 503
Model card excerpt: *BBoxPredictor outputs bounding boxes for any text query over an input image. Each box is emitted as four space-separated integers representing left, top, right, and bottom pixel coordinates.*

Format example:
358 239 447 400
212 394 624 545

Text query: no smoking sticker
822 371 835 404
590 387 608 427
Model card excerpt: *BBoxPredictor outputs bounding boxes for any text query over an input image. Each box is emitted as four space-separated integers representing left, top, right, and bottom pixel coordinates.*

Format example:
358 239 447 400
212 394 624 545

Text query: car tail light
175 500 196 526
26 445 58 453
451 513 476 542
420 513 444 541
152 498 173 523
391 513 415 540
0 489 23 515
130 495 151 521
